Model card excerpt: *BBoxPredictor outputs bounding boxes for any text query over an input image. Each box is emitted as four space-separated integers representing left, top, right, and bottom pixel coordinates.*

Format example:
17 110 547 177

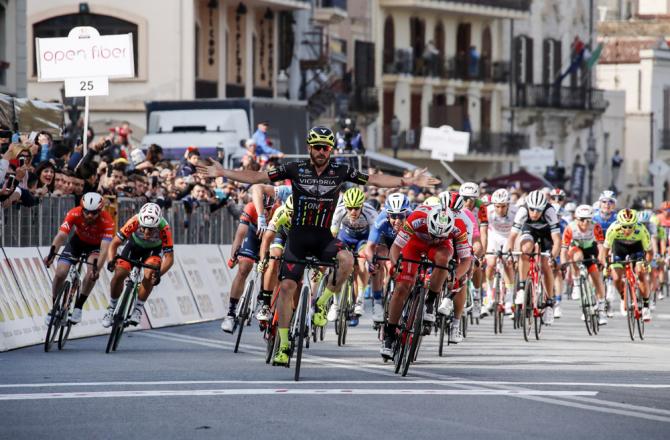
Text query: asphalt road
2 297 670 440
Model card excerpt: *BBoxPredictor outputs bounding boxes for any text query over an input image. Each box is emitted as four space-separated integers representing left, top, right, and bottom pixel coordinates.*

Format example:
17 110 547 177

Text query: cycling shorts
568 245 599 273
238 223 260 262
485 232 510 254
117 240 162 272
396 239 454 284
59 235 100 265
520 227 553 253
610 242 645 269
270 232 287 251
280 227 345 282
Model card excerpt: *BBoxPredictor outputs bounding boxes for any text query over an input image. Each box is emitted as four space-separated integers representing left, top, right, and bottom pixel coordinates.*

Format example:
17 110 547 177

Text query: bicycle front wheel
401 288 423 377
522 282 533 342
534 281 544 341
438 315 446 357
58 281 80 350
579 276 593 336
294 285 309 382
625 281 635 341
44 282 68 352
234 278 254 353
107 282 134 353
636 289 645 340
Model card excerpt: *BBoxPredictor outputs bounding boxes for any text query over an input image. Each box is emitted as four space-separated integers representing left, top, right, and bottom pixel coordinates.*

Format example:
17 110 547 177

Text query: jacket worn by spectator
252 127 281 157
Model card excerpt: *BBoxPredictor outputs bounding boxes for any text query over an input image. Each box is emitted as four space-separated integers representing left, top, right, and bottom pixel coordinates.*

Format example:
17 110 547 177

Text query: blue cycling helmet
385 192 410 214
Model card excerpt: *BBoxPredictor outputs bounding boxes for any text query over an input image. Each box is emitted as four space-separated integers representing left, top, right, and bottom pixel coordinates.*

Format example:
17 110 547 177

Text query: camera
5 175 17 189
18 157 26 167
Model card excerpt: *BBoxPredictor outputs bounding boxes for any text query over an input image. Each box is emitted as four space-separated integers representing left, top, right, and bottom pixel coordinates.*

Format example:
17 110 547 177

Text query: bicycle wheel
265 324 276 364
403 289 425 375
522 282 533 342
636 289 645 340
58 279 79 350
338 285 350 347
294 285 309 382
534 281 543 341
400 290 420 377
438 315 446 357
493 276 500 335
234 278 254 353
107 282 134 353
579 276 593 336
461 314 468 338
590 285 599 335
44 282 68 352
625 281 635 341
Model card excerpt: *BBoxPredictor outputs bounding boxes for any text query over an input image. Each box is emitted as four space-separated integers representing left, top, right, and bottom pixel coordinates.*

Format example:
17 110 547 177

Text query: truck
141 98 309 168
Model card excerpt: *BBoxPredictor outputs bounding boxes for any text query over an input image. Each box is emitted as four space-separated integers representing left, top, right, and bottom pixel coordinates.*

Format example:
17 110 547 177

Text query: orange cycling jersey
59 206 115 245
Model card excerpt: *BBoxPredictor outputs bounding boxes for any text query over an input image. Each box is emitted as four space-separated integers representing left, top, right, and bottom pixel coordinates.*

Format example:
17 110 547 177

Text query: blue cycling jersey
368 210 401 247
594 210 617 234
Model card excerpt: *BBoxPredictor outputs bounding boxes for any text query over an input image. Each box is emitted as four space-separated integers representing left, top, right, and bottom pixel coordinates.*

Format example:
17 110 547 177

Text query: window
33 13 139 77
514 35 533 84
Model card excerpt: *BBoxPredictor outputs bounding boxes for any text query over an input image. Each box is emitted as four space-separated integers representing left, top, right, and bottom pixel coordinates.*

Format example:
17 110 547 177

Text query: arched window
383 16 394 73
33 13 139 77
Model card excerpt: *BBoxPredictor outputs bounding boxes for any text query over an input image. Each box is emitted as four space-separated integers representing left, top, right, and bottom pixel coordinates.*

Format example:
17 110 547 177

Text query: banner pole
82 95 90 156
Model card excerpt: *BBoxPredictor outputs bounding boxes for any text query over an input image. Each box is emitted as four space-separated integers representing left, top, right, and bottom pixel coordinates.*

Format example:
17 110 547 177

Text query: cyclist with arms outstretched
198 126 438 365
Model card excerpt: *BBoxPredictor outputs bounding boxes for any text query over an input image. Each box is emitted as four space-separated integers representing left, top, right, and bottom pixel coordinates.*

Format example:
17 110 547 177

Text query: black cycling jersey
268 159 369 228
512 204 560 235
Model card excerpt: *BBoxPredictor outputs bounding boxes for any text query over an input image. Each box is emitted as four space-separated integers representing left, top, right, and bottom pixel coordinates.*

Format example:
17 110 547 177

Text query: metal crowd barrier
0 196 238 247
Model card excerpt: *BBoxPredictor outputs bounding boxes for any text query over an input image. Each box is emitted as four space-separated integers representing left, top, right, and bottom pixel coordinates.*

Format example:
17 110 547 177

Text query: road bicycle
233 257 260 353
105 256 159 353
271 255 337 381
571 258 601 336
513 245 550 342
391 255 449 377
434 260 456 357
485 249 511 335
617 256 647 341
44 251 97 352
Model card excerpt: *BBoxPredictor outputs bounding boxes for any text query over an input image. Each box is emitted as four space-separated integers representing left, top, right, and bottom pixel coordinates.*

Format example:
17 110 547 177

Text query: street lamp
585 132 598 202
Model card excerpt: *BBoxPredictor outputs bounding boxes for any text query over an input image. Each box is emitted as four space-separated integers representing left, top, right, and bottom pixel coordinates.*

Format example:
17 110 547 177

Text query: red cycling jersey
59 206 115 245
392 206 471 283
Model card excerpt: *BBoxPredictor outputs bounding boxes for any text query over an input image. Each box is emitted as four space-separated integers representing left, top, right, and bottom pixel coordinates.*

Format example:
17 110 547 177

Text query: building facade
25 0 308 141
0 0 27 97
596 0 670 205
372 0 531 181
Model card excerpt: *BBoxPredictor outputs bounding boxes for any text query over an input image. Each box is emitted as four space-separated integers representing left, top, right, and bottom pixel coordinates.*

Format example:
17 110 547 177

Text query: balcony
349 87 379 114
314 0 347 24
514 84 608 112
379 0 530 18
383 49 509 83
470 131 529 155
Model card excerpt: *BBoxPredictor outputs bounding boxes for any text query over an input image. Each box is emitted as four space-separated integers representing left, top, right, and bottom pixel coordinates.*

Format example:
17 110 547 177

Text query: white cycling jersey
482 204 517 253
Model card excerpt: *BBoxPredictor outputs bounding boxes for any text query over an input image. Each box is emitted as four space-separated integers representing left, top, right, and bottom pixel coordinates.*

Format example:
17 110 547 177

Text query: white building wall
638 0 670 14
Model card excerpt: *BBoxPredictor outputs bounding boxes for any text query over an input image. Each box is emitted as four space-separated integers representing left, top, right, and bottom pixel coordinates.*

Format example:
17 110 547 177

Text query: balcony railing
349 87 379 114
383 49 509 83
439 0 531 11
470 131 529 155
514 84 607 111
316 0 347 8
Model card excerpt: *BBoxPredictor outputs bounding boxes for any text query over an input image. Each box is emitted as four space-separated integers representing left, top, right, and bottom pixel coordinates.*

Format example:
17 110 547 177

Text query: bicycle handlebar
114 255 160 271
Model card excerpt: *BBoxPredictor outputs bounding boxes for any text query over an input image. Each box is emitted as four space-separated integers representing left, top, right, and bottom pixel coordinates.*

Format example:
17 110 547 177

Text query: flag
586 43 603 69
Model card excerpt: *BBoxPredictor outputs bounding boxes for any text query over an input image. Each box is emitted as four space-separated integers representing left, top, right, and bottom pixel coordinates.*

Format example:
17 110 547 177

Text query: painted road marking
2 379 670 389
0 389 599 401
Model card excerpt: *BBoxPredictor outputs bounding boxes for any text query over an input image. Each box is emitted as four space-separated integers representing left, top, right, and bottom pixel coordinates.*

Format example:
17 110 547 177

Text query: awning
483 169 552 192
363 151 419 174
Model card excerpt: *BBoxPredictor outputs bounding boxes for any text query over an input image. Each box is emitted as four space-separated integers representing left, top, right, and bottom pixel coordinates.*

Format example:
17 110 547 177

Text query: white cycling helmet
81 192 103 211
526 190 548 210
139 203 162 228
385 192 410 214
438 191 464 212
459 182 480 198
491 188 510 204
427 207 455 238
574 204 594 219
599 190 617 204
565 202 577 213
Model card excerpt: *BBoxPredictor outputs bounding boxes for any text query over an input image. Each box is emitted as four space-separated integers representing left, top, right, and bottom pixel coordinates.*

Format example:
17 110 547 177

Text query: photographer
336 117 365 155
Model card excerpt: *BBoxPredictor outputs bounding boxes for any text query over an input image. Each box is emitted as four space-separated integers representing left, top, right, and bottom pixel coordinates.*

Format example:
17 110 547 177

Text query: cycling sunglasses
83 209 100 216
621 225 634 230
346 206 361 211
310 144 332 152
600 199 615 205
388 213 407 220
576 218 591 223
528 208 542 213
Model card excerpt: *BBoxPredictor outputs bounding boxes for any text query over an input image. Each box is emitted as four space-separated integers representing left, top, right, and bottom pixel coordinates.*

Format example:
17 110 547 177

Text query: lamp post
585 131 598 202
